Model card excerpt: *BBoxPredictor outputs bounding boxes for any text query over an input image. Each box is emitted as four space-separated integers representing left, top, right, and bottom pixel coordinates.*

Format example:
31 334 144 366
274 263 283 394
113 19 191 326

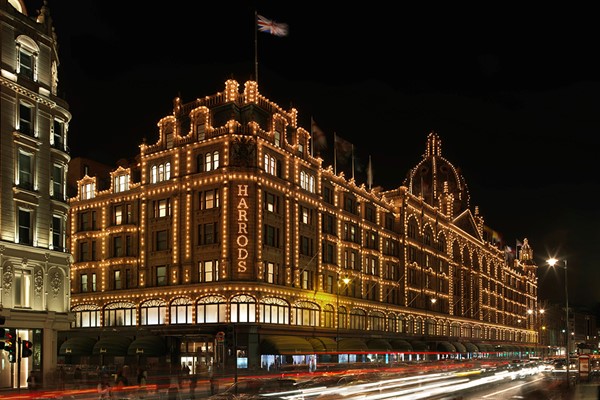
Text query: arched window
259 297 289 324
104 301 136 327
338 306 348 329
196 295 227 323
293 301 319 327
231 294 256 323
72 304 101 328
387 313 397 333
170 297 193 324
140 299 167 325
349 309 367 330
369 311 385 331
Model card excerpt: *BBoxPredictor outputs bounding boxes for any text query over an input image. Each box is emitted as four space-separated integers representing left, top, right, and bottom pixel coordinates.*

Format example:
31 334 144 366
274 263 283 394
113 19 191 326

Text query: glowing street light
547 257 570 387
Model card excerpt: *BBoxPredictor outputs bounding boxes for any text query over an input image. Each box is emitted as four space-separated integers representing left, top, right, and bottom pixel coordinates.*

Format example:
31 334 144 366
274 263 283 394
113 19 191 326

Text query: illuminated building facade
0 0 72 389
65 79 539 373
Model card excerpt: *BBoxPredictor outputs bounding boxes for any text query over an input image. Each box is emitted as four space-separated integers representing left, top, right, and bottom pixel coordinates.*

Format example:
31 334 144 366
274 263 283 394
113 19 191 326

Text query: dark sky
35 1 600 307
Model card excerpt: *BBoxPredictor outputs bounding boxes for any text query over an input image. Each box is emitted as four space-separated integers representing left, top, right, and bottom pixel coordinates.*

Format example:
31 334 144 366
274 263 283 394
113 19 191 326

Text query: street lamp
336 275 351 360
547 257 570 387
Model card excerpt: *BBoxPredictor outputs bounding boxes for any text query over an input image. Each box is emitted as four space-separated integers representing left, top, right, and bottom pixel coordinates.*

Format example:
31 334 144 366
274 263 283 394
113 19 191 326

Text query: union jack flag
257 14 288 37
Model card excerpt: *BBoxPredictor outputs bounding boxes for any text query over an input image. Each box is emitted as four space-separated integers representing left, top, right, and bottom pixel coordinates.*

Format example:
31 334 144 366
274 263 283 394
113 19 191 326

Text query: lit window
114 174 129 193
14 268 32 308
81 183 95 200
81 274 88 292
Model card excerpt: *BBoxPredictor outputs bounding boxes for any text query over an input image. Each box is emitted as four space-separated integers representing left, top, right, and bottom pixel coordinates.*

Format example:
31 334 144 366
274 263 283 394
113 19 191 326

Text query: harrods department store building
63 79 539 372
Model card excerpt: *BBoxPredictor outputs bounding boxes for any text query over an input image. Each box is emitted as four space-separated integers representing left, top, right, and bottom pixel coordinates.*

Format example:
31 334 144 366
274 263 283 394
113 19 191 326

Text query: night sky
33 1 600 308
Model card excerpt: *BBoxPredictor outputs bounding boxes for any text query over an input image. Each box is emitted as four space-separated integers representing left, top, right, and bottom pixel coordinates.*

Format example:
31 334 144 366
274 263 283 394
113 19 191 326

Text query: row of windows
16 208 66 250
16 150 67 200
70 296 525 341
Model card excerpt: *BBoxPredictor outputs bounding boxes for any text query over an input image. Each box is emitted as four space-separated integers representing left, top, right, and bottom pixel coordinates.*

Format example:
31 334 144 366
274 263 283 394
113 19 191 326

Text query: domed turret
404 132 470 218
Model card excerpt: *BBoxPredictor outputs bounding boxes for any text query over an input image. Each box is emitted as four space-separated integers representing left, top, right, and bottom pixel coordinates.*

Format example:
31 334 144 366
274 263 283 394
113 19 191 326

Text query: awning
306 337 337 352
477 343 494 352
337 338 368 352
410 341 429 351
127 335 167 357
437 341 456 352
259 336 314 355
464 342 479 353
367 339 392 351
59 337 97 356
390 339 412 352
93 335 132 356
451 342 467 353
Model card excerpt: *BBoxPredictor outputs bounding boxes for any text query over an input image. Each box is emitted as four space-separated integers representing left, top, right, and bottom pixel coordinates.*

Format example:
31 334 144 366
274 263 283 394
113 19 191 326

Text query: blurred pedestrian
98 374 112 399
73 367 82 389
27 371 37 390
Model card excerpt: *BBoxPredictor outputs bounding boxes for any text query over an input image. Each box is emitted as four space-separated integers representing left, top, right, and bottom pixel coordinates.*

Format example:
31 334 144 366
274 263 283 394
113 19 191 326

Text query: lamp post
336 275 351 361
547 257 570 387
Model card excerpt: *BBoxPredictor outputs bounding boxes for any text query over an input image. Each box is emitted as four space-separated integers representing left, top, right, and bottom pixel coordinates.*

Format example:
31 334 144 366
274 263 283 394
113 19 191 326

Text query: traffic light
4 329 17 363
22 339 33 358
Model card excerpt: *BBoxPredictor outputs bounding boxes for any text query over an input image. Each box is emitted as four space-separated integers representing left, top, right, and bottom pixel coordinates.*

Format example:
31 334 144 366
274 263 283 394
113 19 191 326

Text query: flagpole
310 116 314 157
351 144 355 180
254 10 259 83
334 132 337 175
367 155 373 190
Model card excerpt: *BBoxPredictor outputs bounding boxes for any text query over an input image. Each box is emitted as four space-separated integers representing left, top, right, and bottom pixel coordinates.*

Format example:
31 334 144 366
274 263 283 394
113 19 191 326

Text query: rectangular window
265 261 277 284
200 189 220 210
155 199 171 218
323 186 333 204
52 215 62 250
114 174 129 193
78 242 88 262
18 152 33 190
301 270 312 290
156 230 168 251
114 270 122 290
113 236 123 257
14 269 32 308
203 223 217 245
126 204 133 224
52 164 64 200
323 213 336 235
19 49 34 79
82 183 95 200
264 192 278 213
300 206 311 225
114 205 123 225
92 273 97 291
19 103 32 135
91 241 97 261
264 225 279 247
322 242 335 264
18 209 32 245
126 235 133 256
53 120 64 149
81 274 88 292
156 266 167 286
300 236 312 256
199 260 219 282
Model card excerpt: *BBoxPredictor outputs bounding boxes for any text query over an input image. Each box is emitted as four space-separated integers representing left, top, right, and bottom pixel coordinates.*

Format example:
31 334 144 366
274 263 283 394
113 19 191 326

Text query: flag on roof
311 117 327 154
257 14 288 37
